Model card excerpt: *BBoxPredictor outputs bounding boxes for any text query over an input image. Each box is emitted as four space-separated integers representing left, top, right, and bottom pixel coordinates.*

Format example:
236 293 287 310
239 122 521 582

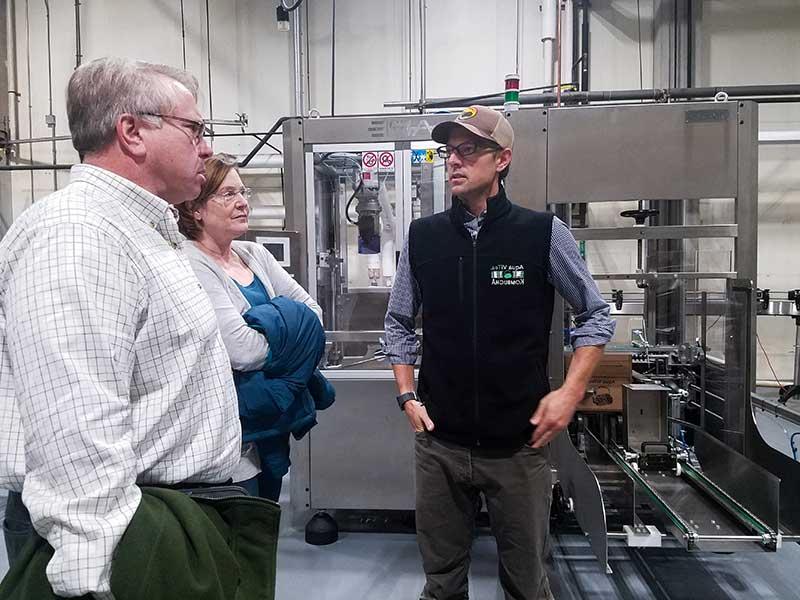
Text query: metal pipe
236 154 284 169
541 0 556 88
760 130 800 144
43 0 57 189
74 0 82 69
700 291 708 430
0 163 72 171
580 0 589 91
205 0 214 131
1 135 68 145
24 0 33 201
693 534 768 542
179 0 186 69
4 130 286 146
330 0 335 115
756 380 794 388
290 6 304 115
606 531 666 539
515 0 523 76
205 117 249 127
571 0 580 87
418 0 426 110
562 0 573 86
386 83 800 110
556 1 562 106
7 0 20 159
248 205 286 220
407 0 413 101
304 0 311 114
795 324 800 386
757 380 794 389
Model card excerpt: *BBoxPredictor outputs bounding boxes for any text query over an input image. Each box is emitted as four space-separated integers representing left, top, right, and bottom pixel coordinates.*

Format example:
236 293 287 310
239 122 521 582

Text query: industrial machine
278 101 800 570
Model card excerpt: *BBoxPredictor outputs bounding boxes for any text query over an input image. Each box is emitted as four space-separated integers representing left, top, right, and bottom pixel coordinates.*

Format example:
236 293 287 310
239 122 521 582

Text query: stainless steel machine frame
281 102 800 570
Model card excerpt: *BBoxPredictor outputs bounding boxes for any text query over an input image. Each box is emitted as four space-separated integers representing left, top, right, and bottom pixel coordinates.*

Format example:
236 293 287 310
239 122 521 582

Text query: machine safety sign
378 151 395 172
362 151 378 173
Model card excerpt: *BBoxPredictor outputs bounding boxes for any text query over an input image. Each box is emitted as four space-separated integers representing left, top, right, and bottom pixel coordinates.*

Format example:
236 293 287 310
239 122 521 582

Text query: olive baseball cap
431 105 514 149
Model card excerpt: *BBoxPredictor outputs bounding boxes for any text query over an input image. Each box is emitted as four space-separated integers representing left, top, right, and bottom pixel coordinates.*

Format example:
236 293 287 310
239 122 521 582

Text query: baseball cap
431 105 514 149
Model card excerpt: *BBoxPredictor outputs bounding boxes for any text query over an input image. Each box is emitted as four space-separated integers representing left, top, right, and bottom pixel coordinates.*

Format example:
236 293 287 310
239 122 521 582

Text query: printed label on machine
362 151 378 174
378 151 395 172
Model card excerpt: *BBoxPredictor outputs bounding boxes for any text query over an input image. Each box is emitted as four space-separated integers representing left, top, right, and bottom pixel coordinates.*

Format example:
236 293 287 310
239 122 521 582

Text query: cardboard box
566 353 632 412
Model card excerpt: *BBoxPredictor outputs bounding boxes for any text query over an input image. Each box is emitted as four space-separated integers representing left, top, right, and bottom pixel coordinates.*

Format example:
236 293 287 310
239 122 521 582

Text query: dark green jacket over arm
0 487 280 600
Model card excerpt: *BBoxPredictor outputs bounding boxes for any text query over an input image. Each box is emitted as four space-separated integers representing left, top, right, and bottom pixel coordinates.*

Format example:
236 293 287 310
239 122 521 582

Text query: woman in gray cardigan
177 154 322 501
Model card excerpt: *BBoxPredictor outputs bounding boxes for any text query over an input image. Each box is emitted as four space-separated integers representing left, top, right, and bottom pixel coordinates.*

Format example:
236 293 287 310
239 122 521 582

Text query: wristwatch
397 391 421 411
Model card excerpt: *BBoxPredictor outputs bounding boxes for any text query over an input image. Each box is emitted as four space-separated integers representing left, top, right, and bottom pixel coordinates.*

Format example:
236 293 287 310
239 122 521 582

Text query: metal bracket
623 524 663 547
757 288 770 311
788 289 800 312
611 289 624 311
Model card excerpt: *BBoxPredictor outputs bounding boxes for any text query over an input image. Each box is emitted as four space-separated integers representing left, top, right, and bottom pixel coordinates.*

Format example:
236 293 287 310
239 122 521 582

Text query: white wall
697 0 800 381
2 0 799 379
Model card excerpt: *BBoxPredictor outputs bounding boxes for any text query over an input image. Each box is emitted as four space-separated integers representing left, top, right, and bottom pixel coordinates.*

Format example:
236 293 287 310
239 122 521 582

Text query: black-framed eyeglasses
140 112 211 144
436 140 500 160
210 186 253 205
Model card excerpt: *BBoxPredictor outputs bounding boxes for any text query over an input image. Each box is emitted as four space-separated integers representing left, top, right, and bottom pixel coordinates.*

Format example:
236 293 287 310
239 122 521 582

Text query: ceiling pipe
74 0 82 69
385 84 800 111
6 0 20 159
541 0 557 88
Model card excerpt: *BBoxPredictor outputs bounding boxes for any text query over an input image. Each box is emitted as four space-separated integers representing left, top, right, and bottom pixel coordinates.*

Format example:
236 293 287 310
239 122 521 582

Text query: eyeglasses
210 186 252 205
436 141 500 160
140 112 211 144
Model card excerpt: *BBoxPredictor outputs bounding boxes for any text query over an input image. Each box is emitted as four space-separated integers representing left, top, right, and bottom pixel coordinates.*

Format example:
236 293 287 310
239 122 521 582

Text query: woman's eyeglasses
210 187 252 205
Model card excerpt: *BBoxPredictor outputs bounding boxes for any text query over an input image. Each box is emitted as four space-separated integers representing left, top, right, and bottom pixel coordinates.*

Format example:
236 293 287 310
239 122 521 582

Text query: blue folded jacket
233 296 335 443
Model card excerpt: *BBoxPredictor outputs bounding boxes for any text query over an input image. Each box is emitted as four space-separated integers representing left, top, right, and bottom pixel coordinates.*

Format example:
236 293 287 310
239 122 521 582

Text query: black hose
344 179 363 226
281 0 305 11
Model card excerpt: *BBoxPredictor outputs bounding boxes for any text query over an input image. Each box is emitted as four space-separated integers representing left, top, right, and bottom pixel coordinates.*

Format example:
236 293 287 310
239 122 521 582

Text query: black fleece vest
409 189 555 449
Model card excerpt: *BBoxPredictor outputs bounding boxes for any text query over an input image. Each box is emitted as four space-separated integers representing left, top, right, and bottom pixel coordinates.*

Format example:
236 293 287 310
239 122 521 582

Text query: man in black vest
385 105 615 600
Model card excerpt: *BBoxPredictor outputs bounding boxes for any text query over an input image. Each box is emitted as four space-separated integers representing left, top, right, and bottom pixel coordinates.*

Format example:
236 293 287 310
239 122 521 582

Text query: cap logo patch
459 107 478 120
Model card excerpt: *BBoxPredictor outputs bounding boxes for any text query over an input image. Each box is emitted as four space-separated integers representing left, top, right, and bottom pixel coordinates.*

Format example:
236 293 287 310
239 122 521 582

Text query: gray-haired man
0 57 241 597
385 105 615 599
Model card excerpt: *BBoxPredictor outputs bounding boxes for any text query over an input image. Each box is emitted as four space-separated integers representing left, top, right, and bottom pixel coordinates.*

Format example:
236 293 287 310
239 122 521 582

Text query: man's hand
404 401 435 433
529 386 583 448
530 345 606 448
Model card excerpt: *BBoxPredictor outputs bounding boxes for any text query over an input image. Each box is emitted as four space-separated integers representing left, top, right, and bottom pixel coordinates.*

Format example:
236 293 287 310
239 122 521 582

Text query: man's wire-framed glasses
436 140 501 160
140 112 211 144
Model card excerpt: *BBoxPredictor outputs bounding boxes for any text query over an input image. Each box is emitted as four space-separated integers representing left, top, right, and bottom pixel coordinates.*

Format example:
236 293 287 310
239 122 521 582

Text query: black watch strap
397 391 420 411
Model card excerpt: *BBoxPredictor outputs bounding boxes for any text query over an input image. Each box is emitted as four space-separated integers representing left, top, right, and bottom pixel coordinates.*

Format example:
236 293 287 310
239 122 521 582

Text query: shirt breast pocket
150 251 219 345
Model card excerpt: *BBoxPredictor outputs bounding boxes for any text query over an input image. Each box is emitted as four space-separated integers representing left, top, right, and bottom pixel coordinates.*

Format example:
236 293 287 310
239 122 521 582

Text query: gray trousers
415 432 554 600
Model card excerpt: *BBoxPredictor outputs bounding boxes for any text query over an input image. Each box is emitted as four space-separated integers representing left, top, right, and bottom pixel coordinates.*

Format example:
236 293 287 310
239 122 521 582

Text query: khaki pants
414 432 554 600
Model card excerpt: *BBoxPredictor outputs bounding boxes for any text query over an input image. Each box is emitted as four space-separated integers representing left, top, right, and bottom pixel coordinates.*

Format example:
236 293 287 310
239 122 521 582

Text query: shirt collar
454 184 508 224
69 164 184 246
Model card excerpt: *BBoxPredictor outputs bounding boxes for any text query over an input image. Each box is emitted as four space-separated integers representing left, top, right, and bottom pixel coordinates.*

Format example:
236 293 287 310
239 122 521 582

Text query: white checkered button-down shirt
0 164 242 599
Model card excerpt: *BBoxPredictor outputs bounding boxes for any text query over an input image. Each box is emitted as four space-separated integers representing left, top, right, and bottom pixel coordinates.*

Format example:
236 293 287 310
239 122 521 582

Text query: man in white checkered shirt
0 57 242 598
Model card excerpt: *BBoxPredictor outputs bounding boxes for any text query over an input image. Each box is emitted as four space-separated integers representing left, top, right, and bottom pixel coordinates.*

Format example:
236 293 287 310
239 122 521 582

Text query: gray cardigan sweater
184 240 323 372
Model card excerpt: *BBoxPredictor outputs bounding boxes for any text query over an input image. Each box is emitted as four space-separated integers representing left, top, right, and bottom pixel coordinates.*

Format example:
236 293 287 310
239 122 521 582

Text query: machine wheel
305 511 339 545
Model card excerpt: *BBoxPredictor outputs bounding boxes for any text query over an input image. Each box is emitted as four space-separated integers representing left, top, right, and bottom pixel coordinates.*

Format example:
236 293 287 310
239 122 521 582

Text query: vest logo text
490 264 525 286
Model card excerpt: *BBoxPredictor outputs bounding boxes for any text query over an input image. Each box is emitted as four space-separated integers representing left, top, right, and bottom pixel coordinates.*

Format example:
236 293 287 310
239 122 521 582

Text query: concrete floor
3 490 799 600
2 414 800 600
274 501 800 600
